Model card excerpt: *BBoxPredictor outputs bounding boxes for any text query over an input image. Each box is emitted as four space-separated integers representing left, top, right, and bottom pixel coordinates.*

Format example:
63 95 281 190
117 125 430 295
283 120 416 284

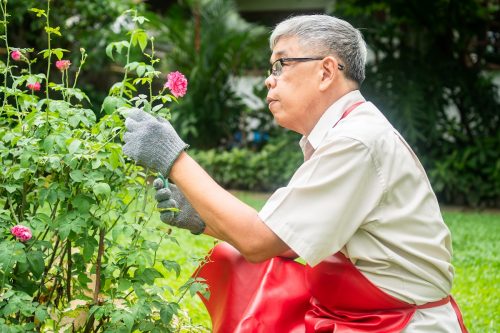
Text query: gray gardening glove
153 178 206 235
122 108 188 176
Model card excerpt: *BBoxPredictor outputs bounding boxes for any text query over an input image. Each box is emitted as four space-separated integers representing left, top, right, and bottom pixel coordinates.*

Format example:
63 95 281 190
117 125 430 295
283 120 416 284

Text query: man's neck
303 84 358 136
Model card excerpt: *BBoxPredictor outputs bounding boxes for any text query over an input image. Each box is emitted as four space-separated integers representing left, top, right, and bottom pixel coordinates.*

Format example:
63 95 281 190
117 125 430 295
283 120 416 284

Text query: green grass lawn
155 193 499 332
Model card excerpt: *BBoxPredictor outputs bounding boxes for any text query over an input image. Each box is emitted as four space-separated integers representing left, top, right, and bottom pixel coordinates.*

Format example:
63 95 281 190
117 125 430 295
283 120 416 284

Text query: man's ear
319 56 340 91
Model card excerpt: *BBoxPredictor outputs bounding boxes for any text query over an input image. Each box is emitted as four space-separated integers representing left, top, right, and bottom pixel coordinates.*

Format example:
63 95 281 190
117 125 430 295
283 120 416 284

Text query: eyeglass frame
268 57 345 77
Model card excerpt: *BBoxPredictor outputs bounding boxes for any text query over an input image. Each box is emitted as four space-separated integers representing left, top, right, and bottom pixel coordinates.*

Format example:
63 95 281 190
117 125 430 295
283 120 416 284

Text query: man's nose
265 74 276 90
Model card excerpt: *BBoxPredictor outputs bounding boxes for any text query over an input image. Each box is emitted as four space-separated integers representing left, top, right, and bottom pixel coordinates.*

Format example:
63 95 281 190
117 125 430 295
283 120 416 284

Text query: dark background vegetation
4 0 499 207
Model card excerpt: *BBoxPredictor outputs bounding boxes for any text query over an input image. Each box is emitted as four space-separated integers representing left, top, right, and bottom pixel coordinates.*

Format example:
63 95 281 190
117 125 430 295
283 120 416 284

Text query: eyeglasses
268 57 345 77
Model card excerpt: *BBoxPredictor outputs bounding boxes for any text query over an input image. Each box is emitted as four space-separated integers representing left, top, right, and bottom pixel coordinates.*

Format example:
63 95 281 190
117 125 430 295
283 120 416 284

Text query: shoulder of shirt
324 102 394 146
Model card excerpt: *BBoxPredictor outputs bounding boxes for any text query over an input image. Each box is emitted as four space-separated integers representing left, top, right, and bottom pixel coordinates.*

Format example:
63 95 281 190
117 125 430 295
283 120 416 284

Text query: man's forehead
270 36 300 62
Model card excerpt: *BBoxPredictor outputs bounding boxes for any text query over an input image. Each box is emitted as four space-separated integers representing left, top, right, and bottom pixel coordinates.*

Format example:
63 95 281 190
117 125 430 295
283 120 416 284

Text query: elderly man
123 14 468 333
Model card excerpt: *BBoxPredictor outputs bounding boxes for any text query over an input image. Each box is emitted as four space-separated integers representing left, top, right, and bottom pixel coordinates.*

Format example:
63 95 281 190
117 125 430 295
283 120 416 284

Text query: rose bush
0 1 208 332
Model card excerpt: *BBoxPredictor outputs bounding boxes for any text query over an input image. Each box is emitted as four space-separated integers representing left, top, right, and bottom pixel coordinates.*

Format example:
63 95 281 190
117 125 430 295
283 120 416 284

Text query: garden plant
0 1 208 331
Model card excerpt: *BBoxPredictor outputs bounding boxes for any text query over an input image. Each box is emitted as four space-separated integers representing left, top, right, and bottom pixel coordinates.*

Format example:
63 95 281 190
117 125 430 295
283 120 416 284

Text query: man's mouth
266 97 277 107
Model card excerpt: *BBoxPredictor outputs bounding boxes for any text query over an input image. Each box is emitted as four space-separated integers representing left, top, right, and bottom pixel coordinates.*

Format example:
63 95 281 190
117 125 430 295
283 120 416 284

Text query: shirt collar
300 90 365 151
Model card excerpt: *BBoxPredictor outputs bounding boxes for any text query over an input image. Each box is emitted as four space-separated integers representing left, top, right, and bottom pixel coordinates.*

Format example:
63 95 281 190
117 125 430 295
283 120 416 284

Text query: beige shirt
258 90 455 305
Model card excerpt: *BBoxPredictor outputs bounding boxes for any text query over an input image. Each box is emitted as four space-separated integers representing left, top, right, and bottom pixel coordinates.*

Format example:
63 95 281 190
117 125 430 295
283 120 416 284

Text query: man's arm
170 152 290 263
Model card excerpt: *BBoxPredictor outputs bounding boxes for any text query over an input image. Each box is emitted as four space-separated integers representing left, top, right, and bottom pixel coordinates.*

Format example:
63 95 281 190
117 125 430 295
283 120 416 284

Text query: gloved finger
155 187 172 202
125 108 156 122
168 183 179 192
157 198 178 211
170 185 187 203
122 141 139 159
156 116 168 124
160 210 176 224
124 117 142 132
153 178 164 190
122 131 137 144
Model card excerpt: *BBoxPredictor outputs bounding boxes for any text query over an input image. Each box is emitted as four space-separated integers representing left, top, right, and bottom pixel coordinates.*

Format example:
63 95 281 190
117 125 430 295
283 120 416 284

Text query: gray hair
270 15 367 86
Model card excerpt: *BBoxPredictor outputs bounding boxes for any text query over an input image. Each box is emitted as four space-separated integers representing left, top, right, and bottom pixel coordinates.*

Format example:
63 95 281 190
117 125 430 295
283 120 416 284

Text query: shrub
0 2 206 331
191 133 303 191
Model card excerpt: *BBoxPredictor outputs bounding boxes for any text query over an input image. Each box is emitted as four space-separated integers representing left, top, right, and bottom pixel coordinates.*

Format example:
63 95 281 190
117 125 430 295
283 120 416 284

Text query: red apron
194 243 468 333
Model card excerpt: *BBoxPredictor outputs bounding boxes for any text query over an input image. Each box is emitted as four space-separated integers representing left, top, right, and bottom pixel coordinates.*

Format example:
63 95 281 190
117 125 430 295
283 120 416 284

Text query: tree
3 0 147 111
149 0 269 149
335 0 500 206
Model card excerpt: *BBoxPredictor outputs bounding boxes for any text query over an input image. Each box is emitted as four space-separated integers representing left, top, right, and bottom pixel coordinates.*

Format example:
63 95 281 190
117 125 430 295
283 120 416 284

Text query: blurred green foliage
3 0 147 111
190 132 303 191
5 0 499 207
149 0 269 148
334 0 500 207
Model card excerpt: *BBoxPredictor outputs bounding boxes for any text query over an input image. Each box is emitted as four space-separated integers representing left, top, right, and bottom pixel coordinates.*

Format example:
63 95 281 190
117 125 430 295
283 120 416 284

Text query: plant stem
6 196 20 225
65 69 69 96
66 241 72 302
84 227 106 333
0 242 16 290
72 50 87 89
45 0 52 104
153 234 164 263
0 0 10 114
37 235 60 302
93 227 105 303
48 240 67 304
176 246 216 304
148 38 155 104
119 13 136 98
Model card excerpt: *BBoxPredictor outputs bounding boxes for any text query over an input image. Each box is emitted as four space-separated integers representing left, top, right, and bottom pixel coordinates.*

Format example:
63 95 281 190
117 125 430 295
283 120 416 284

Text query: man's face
265 36 322 135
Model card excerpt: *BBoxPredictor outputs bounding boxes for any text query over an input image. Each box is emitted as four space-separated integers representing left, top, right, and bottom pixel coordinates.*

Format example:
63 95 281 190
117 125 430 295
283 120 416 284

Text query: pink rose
164 71 188 98
27 82 41 91
11 50 21 61
10 225 32 242
55 60 71 71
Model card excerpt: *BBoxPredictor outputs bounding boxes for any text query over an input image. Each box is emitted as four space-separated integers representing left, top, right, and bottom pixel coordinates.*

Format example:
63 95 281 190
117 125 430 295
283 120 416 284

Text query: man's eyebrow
269 50 287 64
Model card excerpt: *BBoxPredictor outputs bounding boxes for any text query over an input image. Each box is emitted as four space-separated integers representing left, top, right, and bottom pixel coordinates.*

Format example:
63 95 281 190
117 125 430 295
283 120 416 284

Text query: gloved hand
153 178 206 235
122 108 188 176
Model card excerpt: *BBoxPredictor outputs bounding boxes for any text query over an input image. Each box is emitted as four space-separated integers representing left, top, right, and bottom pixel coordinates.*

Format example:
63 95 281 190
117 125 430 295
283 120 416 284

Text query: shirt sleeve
258 136 386 266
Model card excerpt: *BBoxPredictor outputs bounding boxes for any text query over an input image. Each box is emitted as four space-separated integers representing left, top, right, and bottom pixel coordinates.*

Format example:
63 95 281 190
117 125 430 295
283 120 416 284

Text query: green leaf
136 65 146 78
101 96 128 115
27 75 38 85
131 30 148 51
138 267 162 285
72 194 94 213
27 251 45 279
0 243 16 277
105 43 114 60
38 49 51 59
82 237 97 262
109 148 121 169
105 41 129 61
189 279 208 296
67 139 82 154
125 62 140 71
45 26 62 37
70 170 85 182
35 306 48 323
117 278 132 291
57 216 86 240
53 49 63 60
133 16 149 25
93 182 111 199
29 8 46 17
78 272 92 286
162 260 181 278
120 312 134 330
160 302 179 325
3 184 18 193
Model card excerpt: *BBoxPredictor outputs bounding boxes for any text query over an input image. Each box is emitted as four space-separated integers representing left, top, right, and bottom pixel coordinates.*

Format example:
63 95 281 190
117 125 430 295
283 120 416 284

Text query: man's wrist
162 142 189 176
